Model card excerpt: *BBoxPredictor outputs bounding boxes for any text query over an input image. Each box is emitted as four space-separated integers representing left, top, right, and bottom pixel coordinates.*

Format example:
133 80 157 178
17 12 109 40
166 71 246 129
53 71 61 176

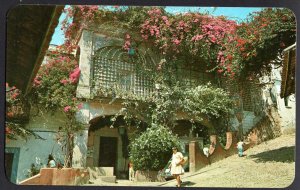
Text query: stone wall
189 132 238 172
246 106 282 145
19 168 89 185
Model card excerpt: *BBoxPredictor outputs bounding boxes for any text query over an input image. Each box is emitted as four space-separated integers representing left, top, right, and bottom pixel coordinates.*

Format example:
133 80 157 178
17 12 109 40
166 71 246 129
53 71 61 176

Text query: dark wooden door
5 153 14 181
99 137 118 169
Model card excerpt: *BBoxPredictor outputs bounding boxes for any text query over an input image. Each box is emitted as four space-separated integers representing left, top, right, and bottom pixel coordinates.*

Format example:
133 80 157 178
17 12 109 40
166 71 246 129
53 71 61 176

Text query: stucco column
86 131 95 167
225 132 233 150
189 141 197 173
209 135 217 155
72 126 89 167
189 141 210 172
76 30 93 99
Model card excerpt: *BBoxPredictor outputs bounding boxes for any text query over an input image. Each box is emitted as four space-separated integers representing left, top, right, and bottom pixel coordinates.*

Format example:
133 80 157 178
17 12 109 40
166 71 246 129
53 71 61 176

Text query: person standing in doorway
169 147 184 187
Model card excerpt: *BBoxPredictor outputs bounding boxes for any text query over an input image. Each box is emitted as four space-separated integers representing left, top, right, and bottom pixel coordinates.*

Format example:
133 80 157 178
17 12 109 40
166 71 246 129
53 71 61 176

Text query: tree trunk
64 131 74 168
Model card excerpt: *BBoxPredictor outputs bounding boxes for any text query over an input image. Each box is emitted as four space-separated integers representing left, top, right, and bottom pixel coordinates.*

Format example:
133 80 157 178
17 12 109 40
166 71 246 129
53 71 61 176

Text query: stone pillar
224 131 238 157
76 30 93 99
189 141 210 173
86 131 95 167
225 132 232 150
189 141 196 173
72 126 89 167
209 135 217 155
208 134 227 164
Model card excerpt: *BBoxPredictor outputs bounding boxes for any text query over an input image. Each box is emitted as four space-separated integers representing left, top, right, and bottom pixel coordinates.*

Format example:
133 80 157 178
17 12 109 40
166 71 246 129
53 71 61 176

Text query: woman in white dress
169 147 184 187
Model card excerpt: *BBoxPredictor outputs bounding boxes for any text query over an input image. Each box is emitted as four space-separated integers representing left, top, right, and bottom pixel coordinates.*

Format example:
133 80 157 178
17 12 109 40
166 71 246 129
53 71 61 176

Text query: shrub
183 83 233 121
129 125 180 171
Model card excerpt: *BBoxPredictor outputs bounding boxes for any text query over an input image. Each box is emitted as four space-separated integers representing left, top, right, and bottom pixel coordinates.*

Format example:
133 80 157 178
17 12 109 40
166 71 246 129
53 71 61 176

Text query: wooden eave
280 43 296 98
6 5 64 94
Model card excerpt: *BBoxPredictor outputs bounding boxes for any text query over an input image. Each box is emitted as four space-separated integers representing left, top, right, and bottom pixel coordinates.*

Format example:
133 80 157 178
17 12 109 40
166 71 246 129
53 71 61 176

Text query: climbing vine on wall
61 6 295 79
28 54 83 167
111 82 233 131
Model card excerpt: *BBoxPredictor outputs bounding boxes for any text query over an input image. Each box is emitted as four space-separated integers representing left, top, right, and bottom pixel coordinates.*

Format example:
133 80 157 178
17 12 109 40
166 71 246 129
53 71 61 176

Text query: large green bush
129 125 180 171
183 83 233 121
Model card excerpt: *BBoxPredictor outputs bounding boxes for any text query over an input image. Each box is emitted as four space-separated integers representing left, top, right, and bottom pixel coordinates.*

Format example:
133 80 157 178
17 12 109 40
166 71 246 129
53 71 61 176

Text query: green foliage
29 55 79 114
183 83 233 121
129 125 180 171
5 122 45 141
5 84 43 140
237 8 296 78
112 82 233 130
28 55 83 167
26 163 42 178
150 82 183 127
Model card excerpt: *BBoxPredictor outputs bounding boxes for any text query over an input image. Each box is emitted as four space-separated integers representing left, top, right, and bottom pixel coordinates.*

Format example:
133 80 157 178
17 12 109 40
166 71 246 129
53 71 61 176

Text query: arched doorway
86 115 147 179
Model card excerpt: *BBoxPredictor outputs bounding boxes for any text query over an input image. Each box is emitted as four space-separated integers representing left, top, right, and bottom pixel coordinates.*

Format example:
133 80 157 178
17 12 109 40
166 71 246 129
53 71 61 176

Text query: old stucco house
6 22 291 184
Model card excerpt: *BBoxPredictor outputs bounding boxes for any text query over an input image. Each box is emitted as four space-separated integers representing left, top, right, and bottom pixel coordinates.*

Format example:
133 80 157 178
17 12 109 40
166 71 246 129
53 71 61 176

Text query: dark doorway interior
99 137 118 174
5 153 14 181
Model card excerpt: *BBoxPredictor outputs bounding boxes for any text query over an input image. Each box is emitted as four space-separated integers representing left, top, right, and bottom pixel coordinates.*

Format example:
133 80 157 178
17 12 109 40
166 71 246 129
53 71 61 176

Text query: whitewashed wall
274 80 296 128
7 131 64 183
270 67 295 129
76 101 122 125
72 129 88 167
6 112 88 183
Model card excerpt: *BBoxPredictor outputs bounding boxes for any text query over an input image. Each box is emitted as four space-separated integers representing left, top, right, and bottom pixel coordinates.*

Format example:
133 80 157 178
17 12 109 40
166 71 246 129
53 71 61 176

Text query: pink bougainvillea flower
141 35 148 40
69 67 81 84
150 29 155 36
227 66 232 72
162 16 168 21
227 54 233 60
7 112 14 118
64 106 71 112
191 34 203 41
77 103 83 109
123 40 131 50
33 76 42 87
11 92 19 99
173 39 181 45
60 79 69 85
210 36 217 43
5 127 12 134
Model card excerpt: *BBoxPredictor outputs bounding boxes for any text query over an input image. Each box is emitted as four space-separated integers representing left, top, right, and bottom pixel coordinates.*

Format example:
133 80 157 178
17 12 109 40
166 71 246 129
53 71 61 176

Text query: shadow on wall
249 146 295 163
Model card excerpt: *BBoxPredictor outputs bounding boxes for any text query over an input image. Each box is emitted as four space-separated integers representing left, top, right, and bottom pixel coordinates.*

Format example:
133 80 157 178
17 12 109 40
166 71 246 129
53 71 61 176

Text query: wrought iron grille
92 46 154 97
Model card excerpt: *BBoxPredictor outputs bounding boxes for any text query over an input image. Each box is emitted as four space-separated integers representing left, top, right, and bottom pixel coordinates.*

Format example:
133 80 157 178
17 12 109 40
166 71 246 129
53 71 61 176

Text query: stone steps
87 167 116 184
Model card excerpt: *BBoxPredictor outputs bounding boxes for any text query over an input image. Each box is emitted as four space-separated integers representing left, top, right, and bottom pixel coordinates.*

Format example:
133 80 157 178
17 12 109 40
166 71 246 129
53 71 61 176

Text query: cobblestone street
84 131 295 188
